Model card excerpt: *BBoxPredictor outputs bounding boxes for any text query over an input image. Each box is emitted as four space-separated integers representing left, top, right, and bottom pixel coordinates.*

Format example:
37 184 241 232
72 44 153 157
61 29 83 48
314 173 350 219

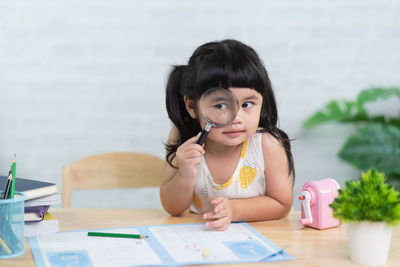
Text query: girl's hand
203 197 234 231
176 133 204 181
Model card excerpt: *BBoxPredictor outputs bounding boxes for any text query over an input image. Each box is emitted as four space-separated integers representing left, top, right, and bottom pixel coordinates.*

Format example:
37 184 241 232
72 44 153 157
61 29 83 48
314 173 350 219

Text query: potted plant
330 169 400 265
303 87 400 187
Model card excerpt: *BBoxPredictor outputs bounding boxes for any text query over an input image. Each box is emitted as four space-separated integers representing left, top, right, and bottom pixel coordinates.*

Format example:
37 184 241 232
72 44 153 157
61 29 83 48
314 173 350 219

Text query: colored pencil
10 154 16 199
0 236 12 255
87 232 148 239
2 168 12 199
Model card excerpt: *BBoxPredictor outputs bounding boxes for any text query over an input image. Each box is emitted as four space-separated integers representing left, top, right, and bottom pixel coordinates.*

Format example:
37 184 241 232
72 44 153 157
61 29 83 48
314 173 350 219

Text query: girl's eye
242 102 254 109
214 103 228 110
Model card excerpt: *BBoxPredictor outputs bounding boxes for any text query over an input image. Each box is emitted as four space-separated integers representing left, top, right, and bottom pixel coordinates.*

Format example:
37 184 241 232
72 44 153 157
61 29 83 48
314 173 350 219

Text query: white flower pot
345 222 392 265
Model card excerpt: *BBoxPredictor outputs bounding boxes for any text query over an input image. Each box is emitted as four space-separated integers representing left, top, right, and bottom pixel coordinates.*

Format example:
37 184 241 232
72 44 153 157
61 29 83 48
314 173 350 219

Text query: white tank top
190 133 266 214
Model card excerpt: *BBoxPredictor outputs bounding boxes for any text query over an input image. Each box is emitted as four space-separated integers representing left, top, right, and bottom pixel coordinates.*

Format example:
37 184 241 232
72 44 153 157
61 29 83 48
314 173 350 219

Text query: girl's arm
231 133 293 221
160 128 204 216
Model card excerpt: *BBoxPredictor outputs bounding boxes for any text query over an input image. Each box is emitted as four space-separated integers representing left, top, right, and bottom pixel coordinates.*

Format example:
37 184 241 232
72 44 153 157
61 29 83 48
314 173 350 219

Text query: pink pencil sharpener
299 178 341 230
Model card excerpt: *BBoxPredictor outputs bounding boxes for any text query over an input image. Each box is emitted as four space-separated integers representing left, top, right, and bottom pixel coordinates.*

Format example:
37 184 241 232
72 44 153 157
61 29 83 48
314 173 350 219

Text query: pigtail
165 65 201 168
165 65 187 130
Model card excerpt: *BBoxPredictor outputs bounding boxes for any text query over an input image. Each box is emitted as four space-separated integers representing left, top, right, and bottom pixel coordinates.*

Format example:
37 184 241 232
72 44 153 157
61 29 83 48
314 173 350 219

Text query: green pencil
87 232 148 239
10 154 16 199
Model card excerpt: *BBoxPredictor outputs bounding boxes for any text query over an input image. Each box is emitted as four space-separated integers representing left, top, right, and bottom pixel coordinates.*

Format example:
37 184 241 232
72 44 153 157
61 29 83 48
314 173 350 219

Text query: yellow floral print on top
239 161 257 189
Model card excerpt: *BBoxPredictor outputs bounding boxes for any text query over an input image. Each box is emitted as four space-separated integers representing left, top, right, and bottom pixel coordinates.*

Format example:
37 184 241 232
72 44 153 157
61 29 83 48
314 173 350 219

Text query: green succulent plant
330 169 400 226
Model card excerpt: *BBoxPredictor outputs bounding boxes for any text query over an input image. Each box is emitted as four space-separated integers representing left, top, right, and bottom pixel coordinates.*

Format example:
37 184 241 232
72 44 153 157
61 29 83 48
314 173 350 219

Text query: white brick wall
1 0 399 210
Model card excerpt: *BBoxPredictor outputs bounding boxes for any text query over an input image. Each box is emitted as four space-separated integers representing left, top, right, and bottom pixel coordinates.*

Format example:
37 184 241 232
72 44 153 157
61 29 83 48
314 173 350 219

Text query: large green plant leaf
357 87 400 106
303 88 400 129
303 100 360 128
338 124 400 180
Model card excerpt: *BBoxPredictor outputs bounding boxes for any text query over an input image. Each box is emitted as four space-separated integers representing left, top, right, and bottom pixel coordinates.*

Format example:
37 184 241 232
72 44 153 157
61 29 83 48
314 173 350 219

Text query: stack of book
24 192 60 237
0 176 60 236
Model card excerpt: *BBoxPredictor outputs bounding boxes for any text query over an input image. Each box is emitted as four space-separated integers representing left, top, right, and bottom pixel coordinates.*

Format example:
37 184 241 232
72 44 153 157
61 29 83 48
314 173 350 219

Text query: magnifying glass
196 87 239 145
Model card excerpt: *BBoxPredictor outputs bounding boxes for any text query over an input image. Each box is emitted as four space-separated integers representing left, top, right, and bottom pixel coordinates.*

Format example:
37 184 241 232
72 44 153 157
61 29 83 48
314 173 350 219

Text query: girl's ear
184 96 198 119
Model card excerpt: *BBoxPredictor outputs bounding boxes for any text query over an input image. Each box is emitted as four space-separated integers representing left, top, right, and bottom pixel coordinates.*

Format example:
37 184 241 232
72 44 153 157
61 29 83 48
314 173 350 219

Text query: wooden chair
62 152 165 208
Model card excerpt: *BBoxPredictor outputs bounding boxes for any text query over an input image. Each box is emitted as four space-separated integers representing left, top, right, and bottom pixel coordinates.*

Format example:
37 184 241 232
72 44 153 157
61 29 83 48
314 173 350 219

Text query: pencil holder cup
0 191 26 259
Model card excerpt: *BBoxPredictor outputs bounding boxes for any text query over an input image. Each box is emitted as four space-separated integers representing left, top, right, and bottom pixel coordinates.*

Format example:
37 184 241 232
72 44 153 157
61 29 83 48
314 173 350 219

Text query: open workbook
28 223 292 267
28 222 292 266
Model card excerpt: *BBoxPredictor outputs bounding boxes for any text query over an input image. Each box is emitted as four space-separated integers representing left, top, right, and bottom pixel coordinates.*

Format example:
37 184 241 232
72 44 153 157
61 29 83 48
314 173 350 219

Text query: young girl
160 39 294 231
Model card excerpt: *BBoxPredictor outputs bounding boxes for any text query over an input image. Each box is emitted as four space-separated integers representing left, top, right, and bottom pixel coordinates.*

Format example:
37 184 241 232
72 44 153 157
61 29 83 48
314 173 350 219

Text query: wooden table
2 208 400 266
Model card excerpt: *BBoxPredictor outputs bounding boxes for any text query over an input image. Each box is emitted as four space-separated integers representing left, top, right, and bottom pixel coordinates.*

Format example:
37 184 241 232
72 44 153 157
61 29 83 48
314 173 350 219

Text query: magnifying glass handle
196 123 212 145
196 129 209 145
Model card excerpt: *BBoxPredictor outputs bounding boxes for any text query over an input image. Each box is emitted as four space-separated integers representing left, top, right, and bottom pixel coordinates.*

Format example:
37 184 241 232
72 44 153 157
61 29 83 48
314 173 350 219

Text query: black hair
165 39 294 180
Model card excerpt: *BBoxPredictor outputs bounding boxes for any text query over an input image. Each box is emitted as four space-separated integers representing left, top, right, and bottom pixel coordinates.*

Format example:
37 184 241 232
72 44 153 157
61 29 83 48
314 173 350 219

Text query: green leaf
338 124 400 178
357 87 400 106
388 118 400 128
303 87 400 128
303 100 359 128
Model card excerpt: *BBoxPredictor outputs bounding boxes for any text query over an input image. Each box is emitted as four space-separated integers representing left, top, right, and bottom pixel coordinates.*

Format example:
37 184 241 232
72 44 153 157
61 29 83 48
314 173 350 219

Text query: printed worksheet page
150 223 277 263
30 228 162 267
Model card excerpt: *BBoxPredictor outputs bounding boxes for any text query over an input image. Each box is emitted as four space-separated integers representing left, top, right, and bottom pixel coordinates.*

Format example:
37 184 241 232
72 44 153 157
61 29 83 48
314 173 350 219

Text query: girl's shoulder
260 132 286 155
259 132 290 176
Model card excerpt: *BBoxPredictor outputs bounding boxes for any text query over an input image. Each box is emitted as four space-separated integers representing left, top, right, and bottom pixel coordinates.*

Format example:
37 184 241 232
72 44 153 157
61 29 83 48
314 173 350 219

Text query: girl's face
199 87 263 147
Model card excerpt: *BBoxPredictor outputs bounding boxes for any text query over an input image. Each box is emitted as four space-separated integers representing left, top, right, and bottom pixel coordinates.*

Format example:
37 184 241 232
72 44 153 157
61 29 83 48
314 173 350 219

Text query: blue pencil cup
0 191 26 259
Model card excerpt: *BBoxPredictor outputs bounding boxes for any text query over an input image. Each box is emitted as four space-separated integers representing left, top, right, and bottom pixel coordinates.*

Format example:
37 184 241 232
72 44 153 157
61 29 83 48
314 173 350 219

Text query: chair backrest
62 152 165 208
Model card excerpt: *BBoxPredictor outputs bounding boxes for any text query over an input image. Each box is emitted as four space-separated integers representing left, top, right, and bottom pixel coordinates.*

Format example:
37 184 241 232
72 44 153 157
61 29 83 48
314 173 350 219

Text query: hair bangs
195 45 266 97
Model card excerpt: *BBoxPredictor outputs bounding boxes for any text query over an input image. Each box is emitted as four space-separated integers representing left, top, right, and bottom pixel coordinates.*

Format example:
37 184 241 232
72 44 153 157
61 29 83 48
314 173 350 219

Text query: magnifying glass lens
199 88 238 126
196 87 239 145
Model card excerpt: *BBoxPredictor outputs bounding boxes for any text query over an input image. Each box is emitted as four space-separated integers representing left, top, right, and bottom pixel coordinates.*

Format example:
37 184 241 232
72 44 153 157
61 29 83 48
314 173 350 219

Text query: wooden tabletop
2 208 400 266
